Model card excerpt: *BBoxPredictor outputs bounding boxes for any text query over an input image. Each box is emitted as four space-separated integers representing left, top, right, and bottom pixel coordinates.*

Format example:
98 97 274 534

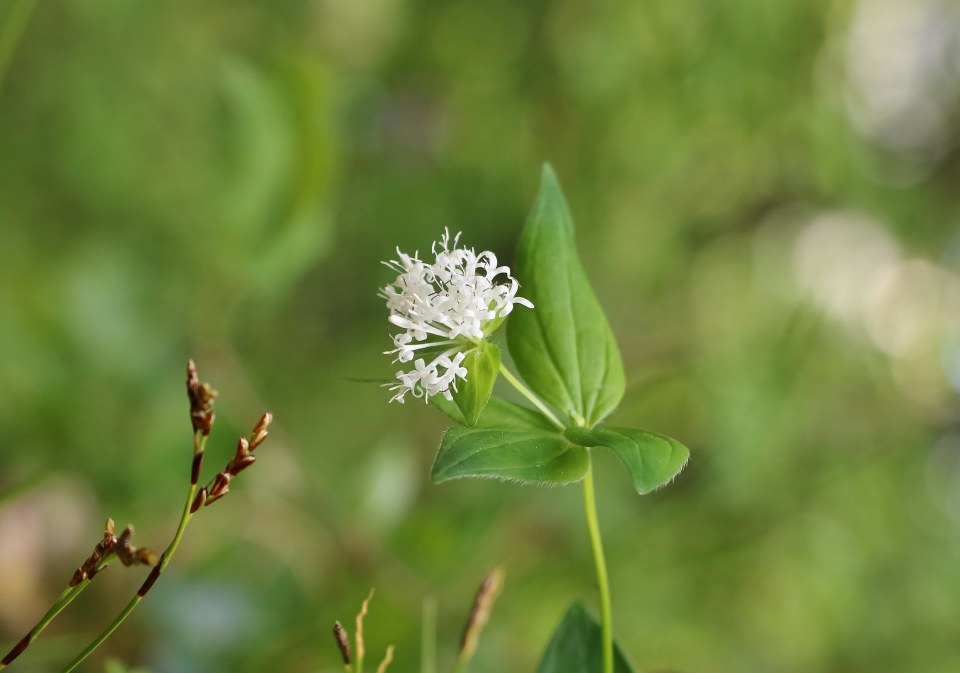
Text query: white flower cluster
381 229 533 403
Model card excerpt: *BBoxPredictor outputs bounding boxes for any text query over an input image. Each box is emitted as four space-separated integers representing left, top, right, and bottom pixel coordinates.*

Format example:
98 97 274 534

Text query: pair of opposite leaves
428 166 689 496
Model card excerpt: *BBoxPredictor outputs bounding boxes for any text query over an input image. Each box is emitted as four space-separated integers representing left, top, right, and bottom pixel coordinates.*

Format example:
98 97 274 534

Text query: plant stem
497 363 614 668
0 578 98 669
451 654 469 673
59 433 207 673
497 364 564 430
582 460 613 673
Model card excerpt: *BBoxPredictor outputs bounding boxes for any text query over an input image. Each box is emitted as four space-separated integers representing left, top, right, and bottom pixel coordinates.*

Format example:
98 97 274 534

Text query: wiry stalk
57 359 272 673
1 518 155 668
0 360 271 673
497 364 564 429
498 366 614 673
58 431 208 673
1 582 93 669
583 462 613 673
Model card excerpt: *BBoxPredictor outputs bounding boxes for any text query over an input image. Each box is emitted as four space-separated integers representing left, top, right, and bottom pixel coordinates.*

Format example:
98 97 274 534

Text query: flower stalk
0 360 273 673
582 462 613 673
496 363 564 429
0 584 89 669
497 369 614 673
56 362 272 673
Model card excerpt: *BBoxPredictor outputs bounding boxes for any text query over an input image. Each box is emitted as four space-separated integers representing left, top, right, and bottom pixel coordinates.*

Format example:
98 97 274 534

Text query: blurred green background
2 0 959 671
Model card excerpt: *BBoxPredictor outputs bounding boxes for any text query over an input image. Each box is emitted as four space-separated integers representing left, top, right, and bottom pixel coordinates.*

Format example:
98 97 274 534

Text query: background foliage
1 0 959 671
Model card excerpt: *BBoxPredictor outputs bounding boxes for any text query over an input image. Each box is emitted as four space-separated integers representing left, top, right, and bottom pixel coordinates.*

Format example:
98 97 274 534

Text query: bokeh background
2 0 959 671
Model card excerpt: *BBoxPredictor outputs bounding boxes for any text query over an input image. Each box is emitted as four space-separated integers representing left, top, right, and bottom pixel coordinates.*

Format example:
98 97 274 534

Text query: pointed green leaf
430 392 469 425
536 602 634 673
450 342 501 426
431 393 556 431
431 427 588 485
507 165 625 427
563 426 689 494
472 397 558 431
427 395 467 425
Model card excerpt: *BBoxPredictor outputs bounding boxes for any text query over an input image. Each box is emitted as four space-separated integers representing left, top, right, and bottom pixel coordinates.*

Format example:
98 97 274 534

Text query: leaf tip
537 163 565 202
540 161 559 185
636 447 691 495
430 462 462 485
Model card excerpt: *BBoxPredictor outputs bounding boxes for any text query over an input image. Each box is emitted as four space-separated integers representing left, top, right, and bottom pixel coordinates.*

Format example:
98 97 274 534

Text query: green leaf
430 391 469 425
105 660 154 673
432 393 560 432
431 427 588 485
563 426 689 494
507 164 625 427
536 602 634 673
451 342 501 426
430 388 556 433
472 397 558 431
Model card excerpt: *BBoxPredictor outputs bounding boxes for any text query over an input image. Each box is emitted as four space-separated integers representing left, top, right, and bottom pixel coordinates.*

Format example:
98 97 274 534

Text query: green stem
451 655 469 673
497 364 564 430
59 434 207 673
582 460 613 673
0 578 96 669
60 589 144 673
497 363 613 668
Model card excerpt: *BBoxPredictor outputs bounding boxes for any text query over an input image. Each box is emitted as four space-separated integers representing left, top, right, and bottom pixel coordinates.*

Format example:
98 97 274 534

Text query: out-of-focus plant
331 569 504 673
380 165 689 673
0 361 272 672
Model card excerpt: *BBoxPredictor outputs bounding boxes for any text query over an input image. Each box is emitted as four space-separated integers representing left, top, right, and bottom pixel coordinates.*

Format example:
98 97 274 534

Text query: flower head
381 229 533 403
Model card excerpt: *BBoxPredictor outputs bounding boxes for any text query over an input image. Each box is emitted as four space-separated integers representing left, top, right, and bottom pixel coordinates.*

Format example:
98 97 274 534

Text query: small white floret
380 229 532 402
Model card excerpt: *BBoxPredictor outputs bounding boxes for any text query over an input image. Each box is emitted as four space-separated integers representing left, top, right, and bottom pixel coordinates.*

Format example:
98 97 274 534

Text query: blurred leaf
564 426 689 494
536 602 634 673
216 57 335 300
251 55 337 298
219 59 288 234
104 659 153 673
431 426 588 485
451 342 501 426
507 164 625 427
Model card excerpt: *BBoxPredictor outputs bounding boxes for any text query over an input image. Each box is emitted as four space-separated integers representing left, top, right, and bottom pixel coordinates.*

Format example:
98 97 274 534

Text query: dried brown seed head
234 437 251 459
249 412 272 450
186 359 218 436
333 621 351 665
228 454 257 476
459 567 505 660
190 487 208 513
208 472 231 499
